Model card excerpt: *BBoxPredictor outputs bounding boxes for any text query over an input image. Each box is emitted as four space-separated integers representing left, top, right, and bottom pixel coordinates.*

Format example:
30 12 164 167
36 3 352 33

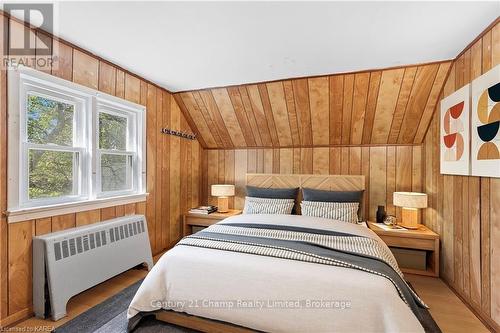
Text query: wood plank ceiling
175 61 452 148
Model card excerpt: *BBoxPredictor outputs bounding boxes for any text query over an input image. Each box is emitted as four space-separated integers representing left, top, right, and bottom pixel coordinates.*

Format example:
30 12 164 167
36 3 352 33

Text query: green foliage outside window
27 95 74 199
101 154 129 192
99 112 129 192
27 94 74 146
99 113 127 150
26 95 131 200
28 150 74 199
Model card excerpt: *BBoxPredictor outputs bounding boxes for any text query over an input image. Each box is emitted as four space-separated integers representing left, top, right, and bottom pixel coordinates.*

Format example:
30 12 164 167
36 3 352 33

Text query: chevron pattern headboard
245 174 366 218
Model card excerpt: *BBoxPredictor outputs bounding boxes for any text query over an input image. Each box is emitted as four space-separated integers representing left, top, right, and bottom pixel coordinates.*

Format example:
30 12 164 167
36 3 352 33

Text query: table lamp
211 184 235 213
393 192 428 229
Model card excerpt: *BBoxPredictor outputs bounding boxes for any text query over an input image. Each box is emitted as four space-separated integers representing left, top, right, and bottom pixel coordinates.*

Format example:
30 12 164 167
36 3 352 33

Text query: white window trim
95 94 145 198
7 66 147 223
18 76 92 207
7 193 148 223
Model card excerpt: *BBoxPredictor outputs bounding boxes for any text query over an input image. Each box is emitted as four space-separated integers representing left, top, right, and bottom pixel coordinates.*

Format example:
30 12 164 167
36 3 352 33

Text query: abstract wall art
440 84 470 175
471 64 500 178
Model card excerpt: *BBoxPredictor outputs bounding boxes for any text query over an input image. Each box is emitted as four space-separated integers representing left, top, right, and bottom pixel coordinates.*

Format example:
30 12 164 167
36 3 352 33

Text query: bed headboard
245 174 366 218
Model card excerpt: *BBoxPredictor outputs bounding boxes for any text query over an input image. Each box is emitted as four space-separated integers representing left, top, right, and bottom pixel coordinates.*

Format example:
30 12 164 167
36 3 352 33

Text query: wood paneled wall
175 61 451 148
1 7 497 331
422 21 500 331
193 17 500 332
0 13 201 326
201 146 423 221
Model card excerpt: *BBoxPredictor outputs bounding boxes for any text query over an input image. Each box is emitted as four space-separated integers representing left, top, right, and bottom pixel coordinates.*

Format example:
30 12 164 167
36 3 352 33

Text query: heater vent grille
53 220 146 261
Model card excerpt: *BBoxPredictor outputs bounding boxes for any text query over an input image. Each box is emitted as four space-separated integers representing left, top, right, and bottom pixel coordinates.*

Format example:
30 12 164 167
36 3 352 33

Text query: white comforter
128 214 425 332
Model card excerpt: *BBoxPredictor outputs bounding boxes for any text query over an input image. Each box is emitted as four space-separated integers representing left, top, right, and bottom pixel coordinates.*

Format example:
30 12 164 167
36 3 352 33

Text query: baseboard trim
442 279 499 333
0 308 33 328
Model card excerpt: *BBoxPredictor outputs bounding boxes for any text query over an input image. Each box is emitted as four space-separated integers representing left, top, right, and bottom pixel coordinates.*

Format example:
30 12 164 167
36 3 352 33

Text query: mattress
128 214 424 333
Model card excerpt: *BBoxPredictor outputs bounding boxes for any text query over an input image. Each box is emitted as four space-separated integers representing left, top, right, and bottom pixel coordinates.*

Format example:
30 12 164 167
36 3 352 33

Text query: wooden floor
13 271 489 332
405 275 490 333
12 267 149 331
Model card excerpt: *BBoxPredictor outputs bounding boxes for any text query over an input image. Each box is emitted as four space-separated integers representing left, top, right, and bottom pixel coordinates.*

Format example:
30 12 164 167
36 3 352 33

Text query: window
25 91 87 203
8 66 146 221
96 98 141 197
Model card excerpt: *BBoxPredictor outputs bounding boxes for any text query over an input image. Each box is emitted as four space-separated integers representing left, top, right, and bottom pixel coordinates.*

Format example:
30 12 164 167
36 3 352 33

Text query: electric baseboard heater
33 214 153 320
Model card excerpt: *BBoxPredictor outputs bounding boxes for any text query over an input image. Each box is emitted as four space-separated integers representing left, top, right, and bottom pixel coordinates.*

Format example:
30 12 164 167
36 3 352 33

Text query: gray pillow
243 197 295 215
301 201 359 223
302 188 364 204
246 186 299 199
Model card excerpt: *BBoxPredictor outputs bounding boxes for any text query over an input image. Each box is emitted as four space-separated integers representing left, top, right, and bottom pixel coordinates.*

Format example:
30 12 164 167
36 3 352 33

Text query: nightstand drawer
379 235 435 251
183 209 242 236
185 216 223 226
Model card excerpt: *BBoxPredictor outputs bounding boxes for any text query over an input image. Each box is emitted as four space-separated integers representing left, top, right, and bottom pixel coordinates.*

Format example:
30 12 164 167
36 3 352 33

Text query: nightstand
183 209 242 236
368 222 439 277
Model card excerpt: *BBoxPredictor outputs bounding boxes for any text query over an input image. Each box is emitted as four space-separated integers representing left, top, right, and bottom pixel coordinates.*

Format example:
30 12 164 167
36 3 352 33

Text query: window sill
6 193 148 223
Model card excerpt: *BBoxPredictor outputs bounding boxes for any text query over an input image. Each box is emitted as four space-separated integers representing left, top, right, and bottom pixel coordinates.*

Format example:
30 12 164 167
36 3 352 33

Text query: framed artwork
471 64 500 178
440 84 470 175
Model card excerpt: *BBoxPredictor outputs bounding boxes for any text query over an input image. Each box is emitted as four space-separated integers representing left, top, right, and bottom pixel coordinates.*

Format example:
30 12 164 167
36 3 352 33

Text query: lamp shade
393 192 427 209
211 184 235 197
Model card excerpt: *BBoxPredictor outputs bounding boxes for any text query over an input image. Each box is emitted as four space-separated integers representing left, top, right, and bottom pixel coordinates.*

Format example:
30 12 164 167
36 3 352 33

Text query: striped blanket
177 222 427 319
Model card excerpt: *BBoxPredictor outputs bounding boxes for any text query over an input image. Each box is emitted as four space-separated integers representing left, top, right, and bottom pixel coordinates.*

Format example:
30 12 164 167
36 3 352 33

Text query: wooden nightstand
183 209 242 236
368 222 440 277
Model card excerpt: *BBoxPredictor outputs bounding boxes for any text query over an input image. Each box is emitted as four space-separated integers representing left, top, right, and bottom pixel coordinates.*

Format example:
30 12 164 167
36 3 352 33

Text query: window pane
27 94 74 146
29 149 75 199
99 113 127 150
101 154 131 192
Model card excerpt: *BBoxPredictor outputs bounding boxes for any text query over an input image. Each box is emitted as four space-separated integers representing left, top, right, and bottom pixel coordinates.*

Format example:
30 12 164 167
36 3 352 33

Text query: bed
127 174 427 333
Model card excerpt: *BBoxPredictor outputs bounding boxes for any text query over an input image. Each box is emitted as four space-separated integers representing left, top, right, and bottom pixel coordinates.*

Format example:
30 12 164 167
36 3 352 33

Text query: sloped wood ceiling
175 61 452 148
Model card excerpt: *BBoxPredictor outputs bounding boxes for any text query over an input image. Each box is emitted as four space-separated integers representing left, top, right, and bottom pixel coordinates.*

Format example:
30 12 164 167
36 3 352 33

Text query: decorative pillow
246 186 299 199
243 197 295 215
302 188 364 203
300 201 359 223
302 188 364 218
246 186 299 214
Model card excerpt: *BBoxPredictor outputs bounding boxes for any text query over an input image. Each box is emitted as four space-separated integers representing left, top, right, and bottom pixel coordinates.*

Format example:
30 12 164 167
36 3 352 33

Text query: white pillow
300 201 359 223
243 197 295 215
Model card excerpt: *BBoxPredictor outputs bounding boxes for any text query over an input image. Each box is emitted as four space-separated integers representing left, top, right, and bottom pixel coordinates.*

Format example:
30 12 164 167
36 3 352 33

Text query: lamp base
217 197 229 213
400 208 419 229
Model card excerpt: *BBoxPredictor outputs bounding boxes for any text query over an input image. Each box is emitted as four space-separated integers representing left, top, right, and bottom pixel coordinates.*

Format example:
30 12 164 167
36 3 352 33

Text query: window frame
94 95 144 198
22 89 90 206
7 66 147 222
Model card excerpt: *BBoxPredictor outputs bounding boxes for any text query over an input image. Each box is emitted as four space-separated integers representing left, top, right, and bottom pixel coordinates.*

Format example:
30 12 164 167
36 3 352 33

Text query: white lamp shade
393 192 428 209
211 184 235 197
